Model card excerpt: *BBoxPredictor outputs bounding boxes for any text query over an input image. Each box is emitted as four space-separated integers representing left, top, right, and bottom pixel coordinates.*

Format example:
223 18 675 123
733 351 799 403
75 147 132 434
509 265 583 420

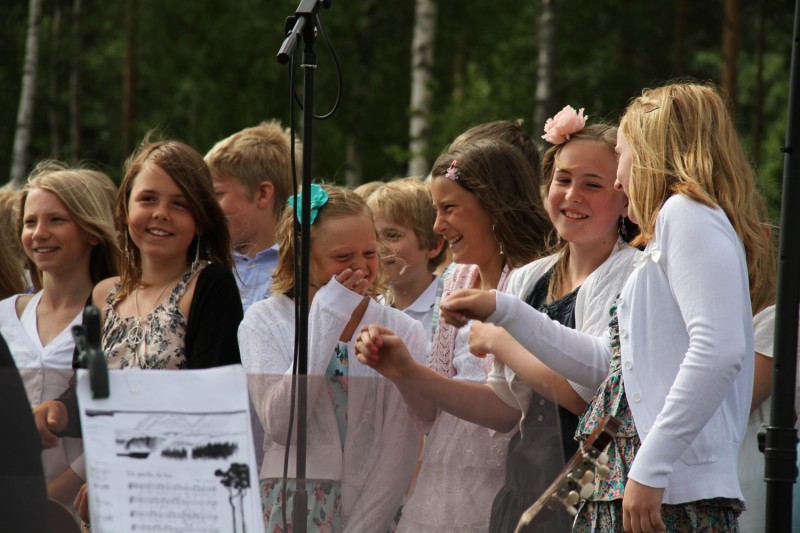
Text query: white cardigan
488 242 637 417
489 195 753 504
239 278 425 532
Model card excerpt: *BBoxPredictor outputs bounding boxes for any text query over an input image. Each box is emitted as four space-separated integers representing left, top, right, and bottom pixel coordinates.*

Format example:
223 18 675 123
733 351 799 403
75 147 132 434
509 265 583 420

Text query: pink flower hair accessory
445 159 460 180
541 105 588 144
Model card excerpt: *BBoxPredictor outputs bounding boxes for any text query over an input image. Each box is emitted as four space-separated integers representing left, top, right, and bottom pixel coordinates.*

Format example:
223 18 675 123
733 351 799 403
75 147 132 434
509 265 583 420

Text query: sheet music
77 365 261 533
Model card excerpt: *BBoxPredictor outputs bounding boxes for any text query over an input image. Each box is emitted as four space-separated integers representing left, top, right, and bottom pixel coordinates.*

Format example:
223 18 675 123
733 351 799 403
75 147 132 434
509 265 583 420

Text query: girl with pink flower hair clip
439 82 775 533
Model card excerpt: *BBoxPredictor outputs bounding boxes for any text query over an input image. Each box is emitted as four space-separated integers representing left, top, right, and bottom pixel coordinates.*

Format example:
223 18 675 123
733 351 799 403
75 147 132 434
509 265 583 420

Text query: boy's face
374 216 434 291
213 177 261 250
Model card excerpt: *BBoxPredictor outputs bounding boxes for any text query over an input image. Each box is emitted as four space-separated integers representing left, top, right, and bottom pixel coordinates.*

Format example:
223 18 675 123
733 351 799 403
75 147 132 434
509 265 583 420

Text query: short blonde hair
18 161 119 291
272 184 386 299
205 120 300 217
366 177 445 272
620 82 775 313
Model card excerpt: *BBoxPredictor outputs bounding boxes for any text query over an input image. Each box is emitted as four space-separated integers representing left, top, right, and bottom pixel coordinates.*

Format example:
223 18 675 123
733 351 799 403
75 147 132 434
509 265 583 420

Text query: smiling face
430 177 497 269
310 211 379 291
21 188 98 279
374 215 436 291
126 162 198 266
546 139 627 250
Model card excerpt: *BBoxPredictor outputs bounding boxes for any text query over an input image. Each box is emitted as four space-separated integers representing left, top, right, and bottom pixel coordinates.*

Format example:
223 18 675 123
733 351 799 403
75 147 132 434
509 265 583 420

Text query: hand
469 322 510 359
74 482 90 524
441 288 497 327
354 324 415 380
32 400 68 449
622 479 666 533
335 268 370 296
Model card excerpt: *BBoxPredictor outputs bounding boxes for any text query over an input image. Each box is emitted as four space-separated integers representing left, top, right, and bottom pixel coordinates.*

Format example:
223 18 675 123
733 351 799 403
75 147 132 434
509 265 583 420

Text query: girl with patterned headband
353 136 553 531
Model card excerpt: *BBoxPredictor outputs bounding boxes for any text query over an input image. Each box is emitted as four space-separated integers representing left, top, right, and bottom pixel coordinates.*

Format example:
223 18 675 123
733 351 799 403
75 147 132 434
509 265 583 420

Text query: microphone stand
764 1 800 530
277 2 331 532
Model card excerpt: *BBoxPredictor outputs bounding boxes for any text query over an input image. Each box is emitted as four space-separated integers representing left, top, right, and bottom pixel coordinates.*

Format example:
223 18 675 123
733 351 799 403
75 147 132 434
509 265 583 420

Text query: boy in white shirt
366 178 446 348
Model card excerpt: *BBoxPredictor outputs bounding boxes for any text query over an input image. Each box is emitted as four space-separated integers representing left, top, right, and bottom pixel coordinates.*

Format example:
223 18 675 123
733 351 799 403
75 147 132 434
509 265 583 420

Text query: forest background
1 0 795 220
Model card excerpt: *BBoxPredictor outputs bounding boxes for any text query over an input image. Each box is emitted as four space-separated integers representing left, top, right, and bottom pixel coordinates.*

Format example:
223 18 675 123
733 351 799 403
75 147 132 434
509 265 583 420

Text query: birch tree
10 0 44 187
408 0 436 178
533 0 555 138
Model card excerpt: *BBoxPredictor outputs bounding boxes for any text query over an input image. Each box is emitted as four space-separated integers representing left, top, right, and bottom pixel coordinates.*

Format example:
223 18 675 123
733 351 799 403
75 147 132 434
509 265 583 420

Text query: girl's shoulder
93 277 120 300
8 293 34 319
506 254 559 297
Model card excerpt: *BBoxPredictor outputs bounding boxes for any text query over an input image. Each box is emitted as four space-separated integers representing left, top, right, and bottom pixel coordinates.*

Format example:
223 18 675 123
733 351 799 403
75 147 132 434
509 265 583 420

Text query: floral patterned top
327 342 349 449
103 264 202 370
576 299 639 502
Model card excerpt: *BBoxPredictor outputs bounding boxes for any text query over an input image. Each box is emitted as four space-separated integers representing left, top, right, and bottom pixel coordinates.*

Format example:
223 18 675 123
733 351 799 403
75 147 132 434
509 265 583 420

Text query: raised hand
354 324 415 380
32 400 68 449
440 288 497 327
335 268 371 296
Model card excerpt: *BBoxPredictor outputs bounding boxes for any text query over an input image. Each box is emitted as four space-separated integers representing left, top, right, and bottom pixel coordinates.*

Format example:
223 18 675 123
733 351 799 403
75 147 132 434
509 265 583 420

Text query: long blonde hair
620 82 775 313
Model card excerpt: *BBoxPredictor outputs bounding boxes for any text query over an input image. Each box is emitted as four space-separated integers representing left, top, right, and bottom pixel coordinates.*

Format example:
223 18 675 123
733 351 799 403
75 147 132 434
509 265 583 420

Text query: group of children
0 80 790 533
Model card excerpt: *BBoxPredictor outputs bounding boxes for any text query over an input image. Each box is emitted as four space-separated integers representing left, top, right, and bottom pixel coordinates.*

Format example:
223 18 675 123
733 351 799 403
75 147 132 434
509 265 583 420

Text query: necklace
125 279 178 346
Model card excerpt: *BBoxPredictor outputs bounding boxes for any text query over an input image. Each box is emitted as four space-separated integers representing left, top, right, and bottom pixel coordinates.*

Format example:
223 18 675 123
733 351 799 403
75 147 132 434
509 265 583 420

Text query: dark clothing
489 268 579 533
0 332 50 532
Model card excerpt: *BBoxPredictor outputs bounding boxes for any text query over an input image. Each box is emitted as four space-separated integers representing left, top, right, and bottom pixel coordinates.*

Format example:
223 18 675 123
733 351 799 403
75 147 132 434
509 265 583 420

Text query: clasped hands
354 288 502 373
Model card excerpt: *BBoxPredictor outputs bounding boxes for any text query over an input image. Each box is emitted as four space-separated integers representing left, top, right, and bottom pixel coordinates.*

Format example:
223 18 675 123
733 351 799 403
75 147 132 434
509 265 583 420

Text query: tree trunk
48 0 62 158
408 0 436 178
672 0 688 76
533 0 556 139
343 0 377 187
123 0 137 160
10 0 44 187
720 0 740 109
69 0 82 165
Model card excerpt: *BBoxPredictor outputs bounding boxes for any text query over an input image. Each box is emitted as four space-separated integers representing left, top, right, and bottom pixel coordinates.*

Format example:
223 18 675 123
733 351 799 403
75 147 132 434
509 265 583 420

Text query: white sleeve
240 278 364 446
489 291 612 389
345 314 425 532
753 305 775 358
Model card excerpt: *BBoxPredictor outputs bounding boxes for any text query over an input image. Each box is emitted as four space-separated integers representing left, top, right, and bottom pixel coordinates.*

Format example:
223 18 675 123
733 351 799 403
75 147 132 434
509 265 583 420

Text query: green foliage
0 0 794 219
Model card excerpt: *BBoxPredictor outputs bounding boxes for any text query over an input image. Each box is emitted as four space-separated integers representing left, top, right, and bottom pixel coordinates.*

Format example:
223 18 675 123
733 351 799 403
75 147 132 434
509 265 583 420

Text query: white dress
0 292 83 483
398 264 514 533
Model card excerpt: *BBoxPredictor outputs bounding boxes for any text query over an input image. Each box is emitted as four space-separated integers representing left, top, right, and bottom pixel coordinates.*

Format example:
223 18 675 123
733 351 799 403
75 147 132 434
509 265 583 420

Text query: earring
492 224 505 256
123 232 133 265
618 216 628 241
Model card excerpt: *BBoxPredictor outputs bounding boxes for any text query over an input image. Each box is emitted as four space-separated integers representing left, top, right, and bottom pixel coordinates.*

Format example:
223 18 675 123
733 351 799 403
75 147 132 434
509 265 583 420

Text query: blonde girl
0 162 118 506
239 184 425 532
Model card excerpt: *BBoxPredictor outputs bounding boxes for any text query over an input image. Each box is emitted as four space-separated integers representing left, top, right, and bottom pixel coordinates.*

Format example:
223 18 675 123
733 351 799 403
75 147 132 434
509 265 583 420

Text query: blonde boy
205 120 301 312
366 178 445 342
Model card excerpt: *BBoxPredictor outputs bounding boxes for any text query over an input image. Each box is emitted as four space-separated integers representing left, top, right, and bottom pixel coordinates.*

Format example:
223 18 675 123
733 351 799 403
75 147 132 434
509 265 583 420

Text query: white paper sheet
77 365 262 533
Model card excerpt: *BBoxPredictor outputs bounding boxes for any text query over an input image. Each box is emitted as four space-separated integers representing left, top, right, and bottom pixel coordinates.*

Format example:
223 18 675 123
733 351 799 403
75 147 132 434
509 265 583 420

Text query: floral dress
103 264 203 370
573 300 743 532
260 342 348 533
